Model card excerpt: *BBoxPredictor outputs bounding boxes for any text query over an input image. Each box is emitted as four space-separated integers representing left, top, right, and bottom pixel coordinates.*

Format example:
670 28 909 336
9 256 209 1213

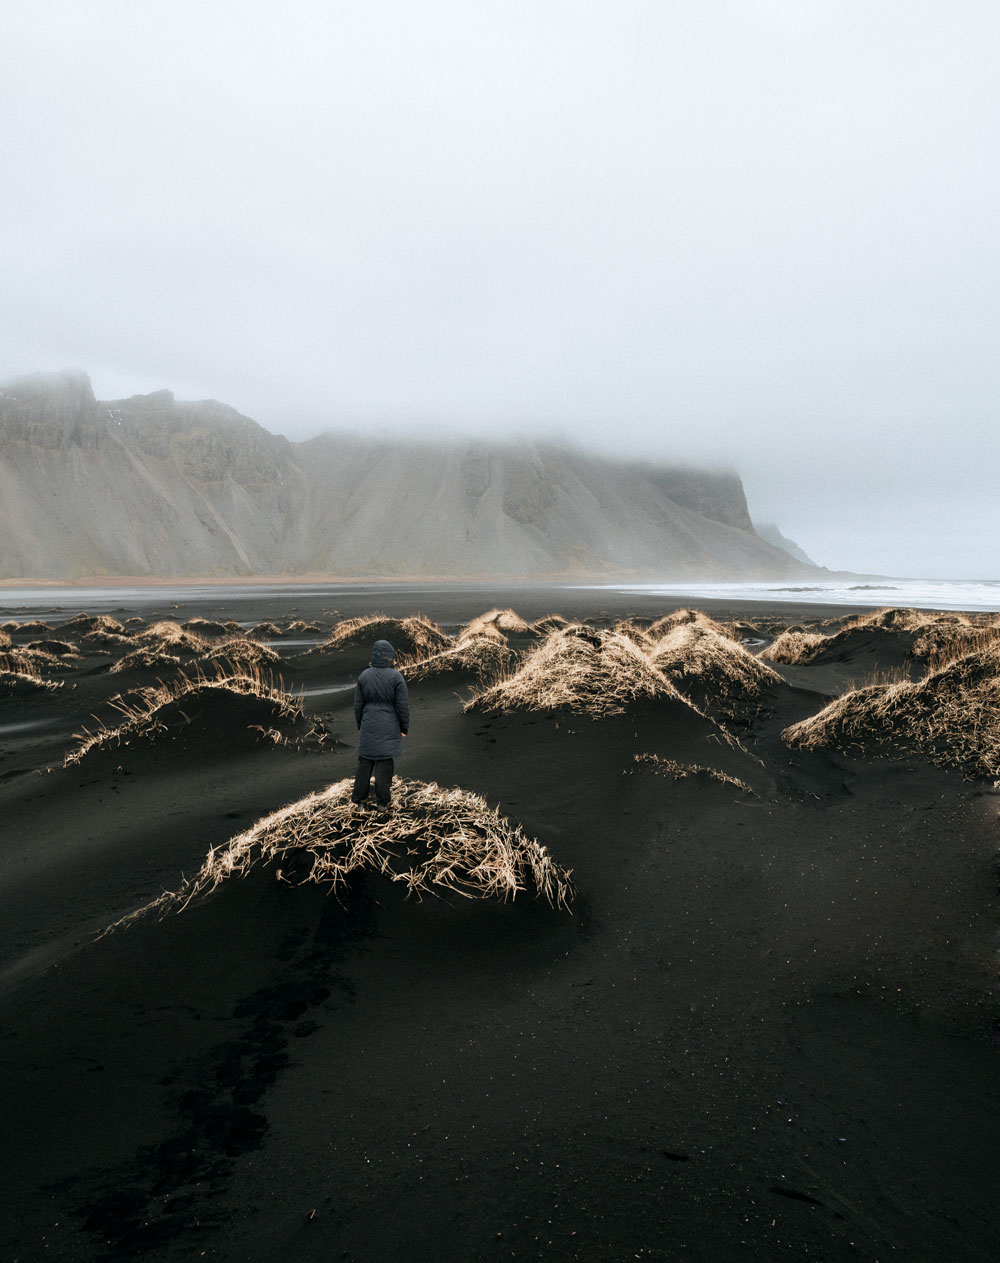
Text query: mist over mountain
0 371 818 581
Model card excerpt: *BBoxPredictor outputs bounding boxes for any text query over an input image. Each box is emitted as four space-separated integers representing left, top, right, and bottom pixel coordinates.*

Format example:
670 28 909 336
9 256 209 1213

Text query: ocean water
1 577 998 617
581 579 1000 612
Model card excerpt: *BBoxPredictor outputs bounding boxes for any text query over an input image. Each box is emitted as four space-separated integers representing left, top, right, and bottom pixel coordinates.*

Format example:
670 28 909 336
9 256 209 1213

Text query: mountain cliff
0 371 816 581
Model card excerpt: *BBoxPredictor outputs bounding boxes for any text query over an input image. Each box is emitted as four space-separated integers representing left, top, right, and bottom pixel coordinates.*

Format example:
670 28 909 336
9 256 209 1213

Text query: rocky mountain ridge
0 370 817 581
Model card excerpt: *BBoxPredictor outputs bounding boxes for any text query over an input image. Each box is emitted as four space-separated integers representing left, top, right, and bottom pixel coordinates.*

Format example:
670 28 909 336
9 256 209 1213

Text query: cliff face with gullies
0 370 817 580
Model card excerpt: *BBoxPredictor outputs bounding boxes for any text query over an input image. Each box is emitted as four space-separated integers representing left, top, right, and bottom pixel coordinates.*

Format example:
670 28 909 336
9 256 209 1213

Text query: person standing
351 639 409 815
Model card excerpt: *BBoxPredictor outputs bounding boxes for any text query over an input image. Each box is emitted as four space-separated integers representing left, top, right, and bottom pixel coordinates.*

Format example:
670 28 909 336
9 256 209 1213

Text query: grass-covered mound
402 633 516 683
320 613 451 660
0 647 65 694
26 638 80 659
763 609 991 669
760 629 829 665
59 613 127 636
649 622 781 721
135 620 210 656
201 638 282 668
911 618 1000 666
181 618 240 637
1 619 53 635
784 640 1000 780
461 608 535 641
65 667 319 768
467 624 689 717
109 648 183 675
116 779 575 920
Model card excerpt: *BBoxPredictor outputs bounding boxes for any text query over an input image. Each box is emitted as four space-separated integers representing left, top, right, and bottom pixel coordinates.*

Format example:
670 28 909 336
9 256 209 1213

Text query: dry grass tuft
79 628 134 649
250 621 284 640
135 620 209 655
26 638 81 660
65 664 306 767
647 609 731 639
323 612 451 659
631 752 755 794
201 637 282 667
181 618 233 637
401 633 517 683
110 779 575 926
649 623 781 720
287 619 321 633
913 619 1000 669
530 614 569 634
0 629 12 650
784 640 1000 780
0 646 69 677
61 613 126 635
760 630 829 665
612 619 655 647
1 619 53 635
461 608 534 639
467 624 689 717
109 647 183 674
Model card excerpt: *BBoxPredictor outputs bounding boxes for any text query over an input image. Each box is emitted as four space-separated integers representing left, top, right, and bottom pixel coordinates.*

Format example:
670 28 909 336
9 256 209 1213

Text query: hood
371 639 396 667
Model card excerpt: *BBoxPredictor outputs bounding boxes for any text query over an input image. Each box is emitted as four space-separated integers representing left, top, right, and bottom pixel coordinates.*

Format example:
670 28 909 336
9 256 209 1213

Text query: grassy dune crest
112 779 575 924
650 622 780 720
401 633 516 682
468 624 689 716
65 666 310 766
784 641 1000 780
322 613 450 659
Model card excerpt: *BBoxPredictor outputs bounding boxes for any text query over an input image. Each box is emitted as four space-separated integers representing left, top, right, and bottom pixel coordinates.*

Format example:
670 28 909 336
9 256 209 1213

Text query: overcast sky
2 1 997 578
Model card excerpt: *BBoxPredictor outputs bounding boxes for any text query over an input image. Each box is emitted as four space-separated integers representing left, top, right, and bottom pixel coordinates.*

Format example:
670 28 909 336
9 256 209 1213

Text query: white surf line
300 683 356 697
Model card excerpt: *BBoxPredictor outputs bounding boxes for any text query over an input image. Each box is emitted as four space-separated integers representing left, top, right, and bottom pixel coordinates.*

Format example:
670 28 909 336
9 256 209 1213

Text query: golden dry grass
201 637 282 667
461 608 534 639
760 630 829 665
109 647 183 674
65 664 305 767
1 619 53 635
135 620 209 655
913 619 1000 669
0 629 12 650
647 609 732 639
467 624 690 717
649 622 781 720
530 613 569 633
287 619 321 633
249 621 284 640
62 613 126 635
0 646 69 676
109 778 575 927
784 640 1000 780
612 619 655 647
323 612 451 659
630 752 755 794
401 633 517 683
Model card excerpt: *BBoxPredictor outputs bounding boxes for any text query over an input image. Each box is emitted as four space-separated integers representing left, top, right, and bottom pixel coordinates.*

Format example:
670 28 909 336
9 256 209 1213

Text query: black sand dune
0 587 997 1262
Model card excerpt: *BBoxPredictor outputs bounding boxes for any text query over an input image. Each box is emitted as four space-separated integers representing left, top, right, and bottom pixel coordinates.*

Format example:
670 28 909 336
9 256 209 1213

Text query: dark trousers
352 757 394 806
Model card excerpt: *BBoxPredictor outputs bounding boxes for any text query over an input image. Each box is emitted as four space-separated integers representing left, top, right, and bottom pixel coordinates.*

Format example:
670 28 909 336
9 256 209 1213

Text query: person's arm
354 679 364 729
395 676 410 736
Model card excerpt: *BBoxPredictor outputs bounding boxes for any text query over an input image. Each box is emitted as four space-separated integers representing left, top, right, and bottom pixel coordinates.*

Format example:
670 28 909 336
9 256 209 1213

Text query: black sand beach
1 584 997 1262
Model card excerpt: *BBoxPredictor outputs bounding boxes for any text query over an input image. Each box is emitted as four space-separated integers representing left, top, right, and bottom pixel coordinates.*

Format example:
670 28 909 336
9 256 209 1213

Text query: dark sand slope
0 592 998 1262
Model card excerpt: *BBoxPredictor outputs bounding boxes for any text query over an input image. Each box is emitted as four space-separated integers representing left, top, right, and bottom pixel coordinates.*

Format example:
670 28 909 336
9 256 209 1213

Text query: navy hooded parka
354 639 410 759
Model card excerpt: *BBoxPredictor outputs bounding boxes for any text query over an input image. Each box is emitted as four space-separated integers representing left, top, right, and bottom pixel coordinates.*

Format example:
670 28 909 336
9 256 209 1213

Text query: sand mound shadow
112 779 575 926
